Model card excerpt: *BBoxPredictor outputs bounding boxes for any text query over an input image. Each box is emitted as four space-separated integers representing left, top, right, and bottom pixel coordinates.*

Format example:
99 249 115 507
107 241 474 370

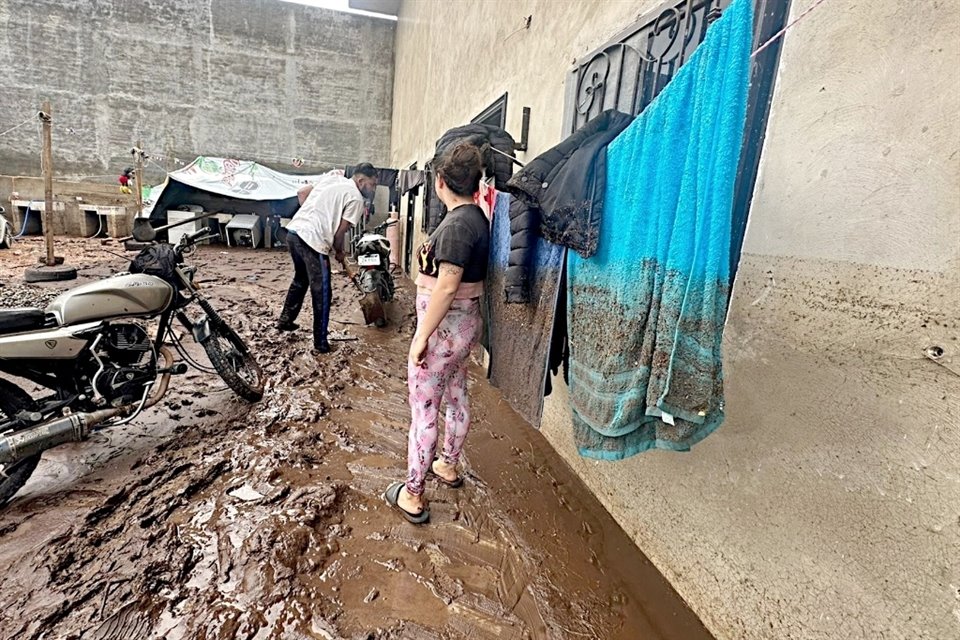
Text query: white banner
144 156 328 215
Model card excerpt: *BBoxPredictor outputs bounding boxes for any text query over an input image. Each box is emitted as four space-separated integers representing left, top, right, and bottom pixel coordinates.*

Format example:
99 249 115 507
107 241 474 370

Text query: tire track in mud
0 241 711 640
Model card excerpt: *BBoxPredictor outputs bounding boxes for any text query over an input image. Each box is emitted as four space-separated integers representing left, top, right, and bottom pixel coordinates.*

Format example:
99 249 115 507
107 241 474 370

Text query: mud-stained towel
484 192 565 426
567 0 753 458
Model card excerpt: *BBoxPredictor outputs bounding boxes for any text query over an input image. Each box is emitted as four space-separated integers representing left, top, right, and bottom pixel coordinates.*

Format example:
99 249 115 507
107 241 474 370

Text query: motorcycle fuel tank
47 274 175 326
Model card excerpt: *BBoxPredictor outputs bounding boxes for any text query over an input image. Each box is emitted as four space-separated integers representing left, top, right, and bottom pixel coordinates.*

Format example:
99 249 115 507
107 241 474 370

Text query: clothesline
4 108 378 173
751 0 830 58
146 158 169 173
143 154 186 168
58 174 123 180
0 109 93 139
0 115 36 138
149 151 355 172
244 152 355 169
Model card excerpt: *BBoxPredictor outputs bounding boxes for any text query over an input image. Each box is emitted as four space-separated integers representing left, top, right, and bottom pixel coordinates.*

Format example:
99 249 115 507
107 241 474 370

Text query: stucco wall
0 0 395 182
390 1 960 638
389 0 663 269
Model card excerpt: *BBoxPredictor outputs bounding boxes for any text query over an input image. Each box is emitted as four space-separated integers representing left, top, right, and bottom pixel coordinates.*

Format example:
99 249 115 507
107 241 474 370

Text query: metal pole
40 101 55 267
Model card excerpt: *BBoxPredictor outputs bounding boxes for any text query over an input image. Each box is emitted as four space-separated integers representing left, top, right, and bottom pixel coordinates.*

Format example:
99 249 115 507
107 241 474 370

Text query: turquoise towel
567 0 753 459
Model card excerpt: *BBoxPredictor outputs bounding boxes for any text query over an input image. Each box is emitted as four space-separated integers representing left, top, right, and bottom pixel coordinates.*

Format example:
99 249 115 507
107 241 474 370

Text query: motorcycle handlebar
371 219 398 233
177 228 213 253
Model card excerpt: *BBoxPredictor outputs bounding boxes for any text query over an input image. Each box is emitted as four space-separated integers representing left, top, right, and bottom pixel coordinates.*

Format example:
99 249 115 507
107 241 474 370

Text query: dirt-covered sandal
428 459 464 488
383 481 429 524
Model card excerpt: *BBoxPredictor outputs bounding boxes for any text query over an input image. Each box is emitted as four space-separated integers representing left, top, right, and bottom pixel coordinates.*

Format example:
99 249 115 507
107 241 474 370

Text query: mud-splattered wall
0 0 395 181
391 0 960 638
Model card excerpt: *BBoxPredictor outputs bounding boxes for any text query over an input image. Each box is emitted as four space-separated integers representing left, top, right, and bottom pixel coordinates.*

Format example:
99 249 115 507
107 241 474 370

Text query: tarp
144 156 323 220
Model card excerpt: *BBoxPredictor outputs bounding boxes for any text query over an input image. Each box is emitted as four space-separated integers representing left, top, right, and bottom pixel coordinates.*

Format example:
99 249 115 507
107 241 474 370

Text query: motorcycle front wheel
203 324 265 402
0 379 42 505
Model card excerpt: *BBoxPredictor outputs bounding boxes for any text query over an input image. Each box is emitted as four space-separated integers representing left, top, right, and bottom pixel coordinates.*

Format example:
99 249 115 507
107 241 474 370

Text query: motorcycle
352 219 397 328
0 228 264 504
0 206 12 249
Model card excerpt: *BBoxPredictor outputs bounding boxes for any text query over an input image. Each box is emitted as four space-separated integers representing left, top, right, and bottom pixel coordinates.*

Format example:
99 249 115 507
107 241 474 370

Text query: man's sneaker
312 342 332 355
277 321 300 332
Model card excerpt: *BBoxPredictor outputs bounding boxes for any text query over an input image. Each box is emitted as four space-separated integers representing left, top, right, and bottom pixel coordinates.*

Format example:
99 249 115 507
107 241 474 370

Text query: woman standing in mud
385 143 490 524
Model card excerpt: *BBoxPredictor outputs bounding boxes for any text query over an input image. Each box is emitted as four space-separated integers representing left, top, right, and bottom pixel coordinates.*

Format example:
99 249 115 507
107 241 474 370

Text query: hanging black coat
425 123 516 234
502 110 633 303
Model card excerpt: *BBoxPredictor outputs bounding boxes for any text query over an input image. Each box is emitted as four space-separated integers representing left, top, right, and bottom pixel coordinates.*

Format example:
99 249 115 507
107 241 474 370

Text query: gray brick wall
0 0 395 181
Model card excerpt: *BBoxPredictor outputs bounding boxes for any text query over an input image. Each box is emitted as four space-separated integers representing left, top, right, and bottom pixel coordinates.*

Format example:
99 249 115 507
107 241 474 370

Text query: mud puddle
0 238 710 639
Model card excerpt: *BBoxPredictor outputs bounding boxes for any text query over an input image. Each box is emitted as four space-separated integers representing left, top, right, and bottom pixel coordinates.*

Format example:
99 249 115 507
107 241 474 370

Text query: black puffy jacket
425 123 516 234
502 110 633 303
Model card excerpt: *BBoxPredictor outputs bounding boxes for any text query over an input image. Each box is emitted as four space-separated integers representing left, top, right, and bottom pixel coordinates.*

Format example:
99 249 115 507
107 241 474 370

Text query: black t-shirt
417 204 489 283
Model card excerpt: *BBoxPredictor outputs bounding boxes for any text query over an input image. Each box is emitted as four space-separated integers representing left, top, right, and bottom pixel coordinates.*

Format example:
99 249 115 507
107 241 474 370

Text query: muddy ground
0 237 711 640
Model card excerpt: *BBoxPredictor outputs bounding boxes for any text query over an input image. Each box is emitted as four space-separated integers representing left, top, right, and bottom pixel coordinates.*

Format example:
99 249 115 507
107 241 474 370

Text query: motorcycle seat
0 308 48 334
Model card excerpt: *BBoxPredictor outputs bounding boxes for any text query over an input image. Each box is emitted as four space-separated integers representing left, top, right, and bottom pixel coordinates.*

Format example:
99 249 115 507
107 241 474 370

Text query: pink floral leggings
406 294 483 496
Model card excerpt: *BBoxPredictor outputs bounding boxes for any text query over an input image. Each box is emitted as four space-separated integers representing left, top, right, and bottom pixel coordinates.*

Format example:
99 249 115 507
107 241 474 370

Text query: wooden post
40 101 55 267
134 139 145 219
22 100 76 282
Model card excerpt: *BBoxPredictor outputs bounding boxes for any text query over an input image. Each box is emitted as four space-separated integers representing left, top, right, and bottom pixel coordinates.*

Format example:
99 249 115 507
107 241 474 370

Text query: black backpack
129 243 182 288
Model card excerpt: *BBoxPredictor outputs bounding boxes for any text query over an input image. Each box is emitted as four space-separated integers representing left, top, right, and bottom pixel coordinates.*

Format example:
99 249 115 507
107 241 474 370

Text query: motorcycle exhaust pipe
0 348 175 465
0 407 124 465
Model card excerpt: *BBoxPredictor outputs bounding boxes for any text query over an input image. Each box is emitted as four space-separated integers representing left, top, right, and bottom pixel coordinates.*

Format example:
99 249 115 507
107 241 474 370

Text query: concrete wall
0 0 395 184
390 1 960 638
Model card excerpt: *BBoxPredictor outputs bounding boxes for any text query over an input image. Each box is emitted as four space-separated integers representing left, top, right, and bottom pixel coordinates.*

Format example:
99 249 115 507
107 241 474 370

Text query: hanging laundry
426 124 516 233
474 181 497 220
567 0 753 458
382 169 400 209
483 192 566 426
502 110 633 304
398 169 425 195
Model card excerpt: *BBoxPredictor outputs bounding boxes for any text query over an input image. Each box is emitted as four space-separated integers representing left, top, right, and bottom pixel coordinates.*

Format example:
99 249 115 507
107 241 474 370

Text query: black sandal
428 459 464 489
383 481 429 524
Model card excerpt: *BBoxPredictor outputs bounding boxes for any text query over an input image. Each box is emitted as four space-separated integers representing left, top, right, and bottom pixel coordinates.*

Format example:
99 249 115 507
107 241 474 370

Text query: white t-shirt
286 173 365 255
